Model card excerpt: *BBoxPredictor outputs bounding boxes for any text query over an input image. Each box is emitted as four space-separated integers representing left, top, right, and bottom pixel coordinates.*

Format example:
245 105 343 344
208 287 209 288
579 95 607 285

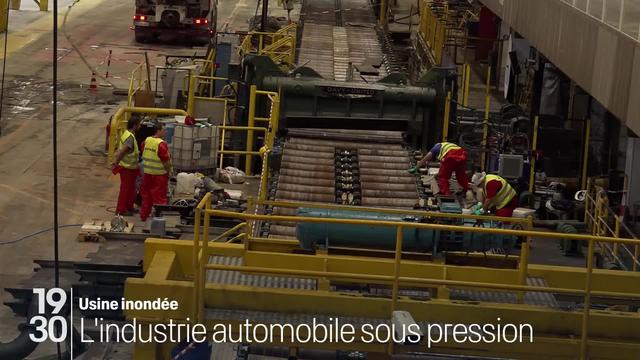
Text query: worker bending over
471 172 518 217
408 142 470 196
140 123 173 222
111 117 141 216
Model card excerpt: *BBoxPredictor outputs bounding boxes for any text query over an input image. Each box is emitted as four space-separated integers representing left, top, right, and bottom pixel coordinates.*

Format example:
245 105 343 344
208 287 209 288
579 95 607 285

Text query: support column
0 0 7 33
39 0 47 11
9 0 18 11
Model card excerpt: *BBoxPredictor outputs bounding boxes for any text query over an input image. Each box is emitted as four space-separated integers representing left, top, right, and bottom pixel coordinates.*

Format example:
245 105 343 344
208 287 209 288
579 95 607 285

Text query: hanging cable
0 0 10 136
52 0 62 358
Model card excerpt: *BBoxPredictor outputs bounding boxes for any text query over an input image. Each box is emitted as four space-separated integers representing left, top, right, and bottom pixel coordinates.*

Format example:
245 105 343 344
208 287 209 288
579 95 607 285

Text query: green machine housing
295 208 517 253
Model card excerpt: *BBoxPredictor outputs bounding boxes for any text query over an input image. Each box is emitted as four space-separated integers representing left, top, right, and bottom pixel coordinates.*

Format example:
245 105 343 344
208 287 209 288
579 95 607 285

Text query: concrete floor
0 0 298 355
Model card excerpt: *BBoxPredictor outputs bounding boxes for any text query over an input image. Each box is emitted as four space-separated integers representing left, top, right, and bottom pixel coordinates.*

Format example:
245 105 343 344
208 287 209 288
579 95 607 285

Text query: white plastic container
168 124 219 172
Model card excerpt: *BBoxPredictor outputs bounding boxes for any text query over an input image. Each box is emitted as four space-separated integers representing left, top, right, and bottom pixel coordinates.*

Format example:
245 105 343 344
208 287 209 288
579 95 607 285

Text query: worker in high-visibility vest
111 117 141 216
471 172 518 217
140 123 173 221
408 142 470 196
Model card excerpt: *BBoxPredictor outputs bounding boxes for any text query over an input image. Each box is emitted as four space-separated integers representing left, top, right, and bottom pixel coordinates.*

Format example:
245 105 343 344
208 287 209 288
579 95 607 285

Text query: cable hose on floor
0 224 83 245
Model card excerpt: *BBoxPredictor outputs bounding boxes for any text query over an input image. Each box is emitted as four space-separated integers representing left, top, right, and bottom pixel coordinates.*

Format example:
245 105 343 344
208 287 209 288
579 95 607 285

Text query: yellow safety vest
485 174 517 209
437 142 462 161
142 137 168 175
118 130 139 169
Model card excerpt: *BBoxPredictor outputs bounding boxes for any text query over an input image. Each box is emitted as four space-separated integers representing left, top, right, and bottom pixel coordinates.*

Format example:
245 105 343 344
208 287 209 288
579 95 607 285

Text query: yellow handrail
192 195 640 353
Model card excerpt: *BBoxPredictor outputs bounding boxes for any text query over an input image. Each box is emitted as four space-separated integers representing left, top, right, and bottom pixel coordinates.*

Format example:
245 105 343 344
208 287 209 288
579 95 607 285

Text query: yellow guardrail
192 191 640 359
584 179 640 271
418 1 449 65
127 62 151 110
238 23 297 70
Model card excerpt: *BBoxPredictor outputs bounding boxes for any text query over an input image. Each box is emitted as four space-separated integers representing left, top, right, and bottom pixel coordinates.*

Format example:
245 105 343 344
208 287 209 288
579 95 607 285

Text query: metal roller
269 225 297 237
360 182 417 191
277 183 335 195
280 162 335 173
361 198 417 208
288 138 403 150
275 190 335 203
359 168 415 176
358 155 411 163
278 176 335 187
358 161 410 170
281 155 334 165
361 189 417 199
282 149 334 159
280 168 335 178
284 143 336 153
359 148 411 157
359 175 416 184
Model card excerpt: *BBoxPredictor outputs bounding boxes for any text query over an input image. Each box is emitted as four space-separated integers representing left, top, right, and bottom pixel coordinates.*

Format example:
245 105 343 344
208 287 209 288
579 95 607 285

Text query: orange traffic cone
89 72 98 91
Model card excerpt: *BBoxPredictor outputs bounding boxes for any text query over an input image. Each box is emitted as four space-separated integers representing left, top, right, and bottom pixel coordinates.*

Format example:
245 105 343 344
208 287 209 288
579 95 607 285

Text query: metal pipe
529 115 539 193
442 91 451 141
207 209 640 246
245 85 258 175
261 200 529 224
358 161 410 170
581 119 591 189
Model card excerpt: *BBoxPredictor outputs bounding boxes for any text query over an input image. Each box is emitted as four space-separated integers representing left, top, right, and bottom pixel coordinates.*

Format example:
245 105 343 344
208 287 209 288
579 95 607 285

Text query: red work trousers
495 197 518 218
438 148 469 195
140 173 169 221
116 168 139 214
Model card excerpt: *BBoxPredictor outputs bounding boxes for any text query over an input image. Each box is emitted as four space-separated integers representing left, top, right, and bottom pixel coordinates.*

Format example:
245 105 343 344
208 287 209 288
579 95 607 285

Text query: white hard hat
471 172 486 186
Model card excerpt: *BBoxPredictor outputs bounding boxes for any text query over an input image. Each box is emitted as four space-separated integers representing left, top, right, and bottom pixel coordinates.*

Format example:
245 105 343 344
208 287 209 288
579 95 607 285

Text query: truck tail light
134 15 147 21
193 18 208 25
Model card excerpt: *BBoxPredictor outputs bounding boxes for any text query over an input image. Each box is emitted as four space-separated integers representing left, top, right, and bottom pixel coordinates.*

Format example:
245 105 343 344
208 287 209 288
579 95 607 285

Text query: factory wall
480 0 640 137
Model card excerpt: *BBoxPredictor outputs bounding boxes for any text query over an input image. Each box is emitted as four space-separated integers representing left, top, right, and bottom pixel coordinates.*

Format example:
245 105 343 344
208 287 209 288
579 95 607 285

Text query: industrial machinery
296 208 517 252
133 0 216 45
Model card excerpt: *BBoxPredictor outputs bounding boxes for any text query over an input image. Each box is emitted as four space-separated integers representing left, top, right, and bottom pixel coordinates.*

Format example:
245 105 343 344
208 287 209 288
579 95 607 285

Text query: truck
133 0 216 45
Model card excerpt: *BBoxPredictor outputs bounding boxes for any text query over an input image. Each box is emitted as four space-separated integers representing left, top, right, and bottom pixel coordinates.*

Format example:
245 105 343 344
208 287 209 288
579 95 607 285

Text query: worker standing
140 123 173 222
111 117 141 216
408 142 470 196
471 172 518 217
283 0 294 23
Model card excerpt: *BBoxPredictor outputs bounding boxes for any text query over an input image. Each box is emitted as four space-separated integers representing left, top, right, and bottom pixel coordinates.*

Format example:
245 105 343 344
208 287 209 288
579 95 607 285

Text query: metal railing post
463 64 471 107
581 119 591 190
192 206 201 322
245 85 257 175
442 91 451 141
187 75 196 116
518 217 533 302
580 237 595 359
614 216 621 256
529 116 539 193
391 226 404 312
480 66 491 171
